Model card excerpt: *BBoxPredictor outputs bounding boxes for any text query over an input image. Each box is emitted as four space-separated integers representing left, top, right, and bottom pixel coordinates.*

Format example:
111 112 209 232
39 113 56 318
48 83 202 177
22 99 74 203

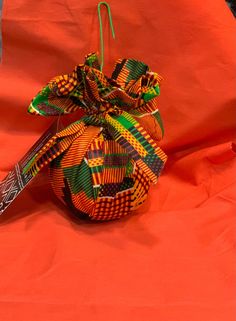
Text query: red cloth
0 1 235 320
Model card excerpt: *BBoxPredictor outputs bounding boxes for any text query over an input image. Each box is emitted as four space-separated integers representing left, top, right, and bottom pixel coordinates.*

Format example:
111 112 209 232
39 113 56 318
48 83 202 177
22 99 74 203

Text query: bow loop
28 53 163 123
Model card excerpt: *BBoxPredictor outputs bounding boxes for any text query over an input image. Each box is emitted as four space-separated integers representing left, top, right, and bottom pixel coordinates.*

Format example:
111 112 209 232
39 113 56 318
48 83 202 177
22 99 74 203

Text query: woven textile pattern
25 53 167 220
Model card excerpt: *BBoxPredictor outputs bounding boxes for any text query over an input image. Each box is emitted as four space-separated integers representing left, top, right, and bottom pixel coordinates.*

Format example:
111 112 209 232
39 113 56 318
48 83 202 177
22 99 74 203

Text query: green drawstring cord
97 2 116 71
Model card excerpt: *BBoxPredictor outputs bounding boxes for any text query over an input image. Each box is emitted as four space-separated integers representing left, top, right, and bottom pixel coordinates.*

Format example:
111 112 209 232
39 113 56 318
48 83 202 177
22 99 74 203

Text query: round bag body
27 53 167 221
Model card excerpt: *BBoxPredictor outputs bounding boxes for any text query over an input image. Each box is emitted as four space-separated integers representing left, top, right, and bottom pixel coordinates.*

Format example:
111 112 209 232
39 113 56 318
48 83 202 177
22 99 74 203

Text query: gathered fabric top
29 52 163 125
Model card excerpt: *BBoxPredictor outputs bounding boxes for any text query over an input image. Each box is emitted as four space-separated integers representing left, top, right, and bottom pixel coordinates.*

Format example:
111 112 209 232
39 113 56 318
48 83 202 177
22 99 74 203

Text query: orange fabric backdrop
0 1 235 320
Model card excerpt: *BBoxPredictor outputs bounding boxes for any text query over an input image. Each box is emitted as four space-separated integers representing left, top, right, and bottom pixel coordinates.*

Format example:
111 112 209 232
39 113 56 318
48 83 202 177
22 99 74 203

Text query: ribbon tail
105 111 167 183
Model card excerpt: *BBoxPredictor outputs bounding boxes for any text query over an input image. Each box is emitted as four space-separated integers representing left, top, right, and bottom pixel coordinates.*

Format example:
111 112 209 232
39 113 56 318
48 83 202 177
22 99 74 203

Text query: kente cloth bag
24 52 167 221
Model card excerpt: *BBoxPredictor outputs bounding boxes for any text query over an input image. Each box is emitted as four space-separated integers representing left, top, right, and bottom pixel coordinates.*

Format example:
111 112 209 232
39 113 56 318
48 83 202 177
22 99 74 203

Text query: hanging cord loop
97 2 116 71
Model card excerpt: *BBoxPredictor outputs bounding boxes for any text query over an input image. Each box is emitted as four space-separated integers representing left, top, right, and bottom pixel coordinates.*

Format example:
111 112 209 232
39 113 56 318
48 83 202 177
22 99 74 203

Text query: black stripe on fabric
111 59 127 80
